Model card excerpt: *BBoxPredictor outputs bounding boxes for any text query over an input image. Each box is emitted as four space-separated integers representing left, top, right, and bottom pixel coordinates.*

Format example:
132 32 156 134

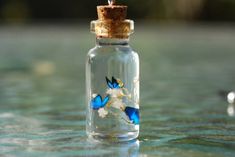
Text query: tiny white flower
106 89 123 98
92 93 98 98
98 108 108 118
111 98 125 110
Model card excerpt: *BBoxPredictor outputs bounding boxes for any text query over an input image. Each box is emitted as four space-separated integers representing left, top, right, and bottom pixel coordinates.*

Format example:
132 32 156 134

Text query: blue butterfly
91 95 110 110
124 107 140 125
106 76 124 89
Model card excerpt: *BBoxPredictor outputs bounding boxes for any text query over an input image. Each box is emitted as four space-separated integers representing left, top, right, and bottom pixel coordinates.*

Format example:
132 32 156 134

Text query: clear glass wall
86 38 139 142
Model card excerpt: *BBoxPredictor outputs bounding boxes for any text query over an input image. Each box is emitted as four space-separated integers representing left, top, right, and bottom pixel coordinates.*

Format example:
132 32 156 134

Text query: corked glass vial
86 2 140 142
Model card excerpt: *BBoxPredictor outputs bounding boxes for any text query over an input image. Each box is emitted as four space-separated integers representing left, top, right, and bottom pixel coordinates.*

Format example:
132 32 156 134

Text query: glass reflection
86 138 140 157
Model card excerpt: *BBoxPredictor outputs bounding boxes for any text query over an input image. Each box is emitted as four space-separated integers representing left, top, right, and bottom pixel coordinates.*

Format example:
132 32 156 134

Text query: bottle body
86 38 139 142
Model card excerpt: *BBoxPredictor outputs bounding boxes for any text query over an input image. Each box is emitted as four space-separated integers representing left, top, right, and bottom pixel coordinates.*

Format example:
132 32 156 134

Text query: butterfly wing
112 77 119 89
106 77 114 89
124 107 140 125
91 95 103 110
102 95 110 107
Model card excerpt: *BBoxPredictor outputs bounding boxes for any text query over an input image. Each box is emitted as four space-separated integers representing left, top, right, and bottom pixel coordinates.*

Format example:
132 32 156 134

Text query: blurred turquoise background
0 25 235 156
0 0 235 156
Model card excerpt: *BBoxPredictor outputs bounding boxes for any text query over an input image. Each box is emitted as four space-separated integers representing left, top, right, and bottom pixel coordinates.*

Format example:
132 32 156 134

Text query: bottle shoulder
87 45 138 57
87 45 139 64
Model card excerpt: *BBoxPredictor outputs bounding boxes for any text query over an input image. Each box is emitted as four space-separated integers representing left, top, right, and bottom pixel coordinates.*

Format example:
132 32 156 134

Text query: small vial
86 3 140 142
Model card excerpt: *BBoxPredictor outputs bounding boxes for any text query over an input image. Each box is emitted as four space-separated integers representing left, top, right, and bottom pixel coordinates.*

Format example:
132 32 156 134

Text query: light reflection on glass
86 138 140 157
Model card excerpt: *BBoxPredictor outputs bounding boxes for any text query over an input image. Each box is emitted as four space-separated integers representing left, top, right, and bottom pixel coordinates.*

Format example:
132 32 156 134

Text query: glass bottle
86 4 140 142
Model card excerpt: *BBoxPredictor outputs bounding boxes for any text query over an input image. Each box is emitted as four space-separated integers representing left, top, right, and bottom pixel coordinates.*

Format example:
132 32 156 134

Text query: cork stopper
97 5 127 21
91 3 134 39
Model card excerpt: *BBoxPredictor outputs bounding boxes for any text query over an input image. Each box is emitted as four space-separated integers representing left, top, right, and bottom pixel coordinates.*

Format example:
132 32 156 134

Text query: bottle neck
96 37 129 46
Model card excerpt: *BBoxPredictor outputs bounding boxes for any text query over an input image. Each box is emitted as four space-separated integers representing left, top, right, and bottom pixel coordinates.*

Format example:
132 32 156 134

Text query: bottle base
87 131 139 143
